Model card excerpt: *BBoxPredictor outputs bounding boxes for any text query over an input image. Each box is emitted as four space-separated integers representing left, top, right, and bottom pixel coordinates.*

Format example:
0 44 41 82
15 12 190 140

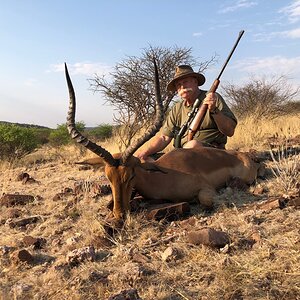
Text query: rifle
174 30 245 148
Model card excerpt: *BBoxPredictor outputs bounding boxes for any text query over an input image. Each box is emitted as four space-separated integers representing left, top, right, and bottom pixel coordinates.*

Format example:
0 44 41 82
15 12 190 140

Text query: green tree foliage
48 122 85 146
0 124 39 159
88 123 113 140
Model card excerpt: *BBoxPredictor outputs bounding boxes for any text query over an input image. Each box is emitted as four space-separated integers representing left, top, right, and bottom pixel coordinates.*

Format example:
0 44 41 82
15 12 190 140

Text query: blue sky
0 0 299 128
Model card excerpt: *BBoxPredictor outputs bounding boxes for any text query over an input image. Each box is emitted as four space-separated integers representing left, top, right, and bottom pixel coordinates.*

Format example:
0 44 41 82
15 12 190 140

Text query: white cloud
219 0 257 14
233 55 300 76
279 0 300 23
282 27 300 38
48 62 112 76
193 32 203 37
253 27 300 41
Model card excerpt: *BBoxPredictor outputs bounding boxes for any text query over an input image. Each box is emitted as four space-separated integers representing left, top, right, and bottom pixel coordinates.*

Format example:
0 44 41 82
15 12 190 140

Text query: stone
16 172 30 181
146 202 190 220
17 172 38 184
187 228 230 248
66 246 96 266
22 236 46 249
6 216 41 228
13 249 34 264
256 198 282 211
0 194 35 207
252 186 266 195
161 246 183 262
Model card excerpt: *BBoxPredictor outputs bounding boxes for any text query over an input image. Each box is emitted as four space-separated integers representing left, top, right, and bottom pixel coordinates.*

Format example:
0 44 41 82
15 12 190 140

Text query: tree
89 45 216 148
88 123 113 140
222 75 300 120
49 122 85 146
0 124 38 159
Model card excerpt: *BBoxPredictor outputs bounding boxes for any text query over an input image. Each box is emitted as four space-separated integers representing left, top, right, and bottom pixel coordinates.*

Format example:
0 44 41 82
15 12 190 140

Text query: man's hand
135 135 172 162
135 150 154 162
203 92 217 111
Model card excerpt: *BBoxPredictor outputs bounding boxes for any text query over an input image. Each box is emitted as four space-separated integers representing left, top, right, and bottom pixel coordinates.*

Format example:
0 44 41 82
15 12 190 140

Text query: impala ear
75 157 105 168
141 162 168 174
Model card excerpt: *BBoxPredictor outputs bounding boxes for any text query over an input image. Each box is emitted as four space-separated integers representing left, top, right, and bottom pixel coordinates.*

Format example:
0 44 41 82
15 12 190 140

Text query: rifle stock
187 78 220 141
173 30 244 148
176 30 245 146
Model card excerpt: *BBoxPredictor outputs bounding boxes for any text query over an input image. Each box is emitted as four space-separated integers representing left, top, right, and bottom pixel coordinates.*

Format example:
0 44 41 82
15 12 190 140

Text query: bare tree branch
88 45 217 147
222 75 300 120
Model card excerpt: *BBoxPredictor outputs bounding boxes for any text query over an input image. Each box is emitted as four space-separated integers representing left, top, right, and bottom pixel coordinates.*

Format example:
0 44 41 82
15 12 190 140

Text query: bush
0 124 39 159
222 75 299 120
88 123 113 140
48 122 85 146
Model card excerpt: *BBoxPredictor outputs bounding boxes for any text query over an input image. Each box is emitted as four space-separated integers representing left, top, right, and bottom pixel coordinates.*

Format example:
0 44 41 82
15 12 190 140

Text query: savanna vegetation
0 48 299 299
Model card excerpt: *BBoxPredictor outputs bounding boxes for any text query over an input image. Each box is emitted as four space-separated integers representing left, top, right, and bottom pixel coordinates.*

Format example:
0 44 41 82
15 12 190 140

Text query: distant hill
0 121 50 129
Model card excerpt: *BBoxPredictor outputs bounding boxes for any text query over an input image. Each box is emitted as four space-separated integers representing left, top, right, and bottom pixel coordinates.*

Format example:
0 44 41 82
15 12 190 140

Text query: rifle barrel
217 30 245 80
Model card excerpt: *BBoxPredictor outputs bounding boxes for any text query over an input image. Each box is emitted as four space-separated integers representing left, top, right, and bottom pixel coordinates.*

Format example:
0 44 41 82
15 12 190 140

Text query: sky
0 0 299 128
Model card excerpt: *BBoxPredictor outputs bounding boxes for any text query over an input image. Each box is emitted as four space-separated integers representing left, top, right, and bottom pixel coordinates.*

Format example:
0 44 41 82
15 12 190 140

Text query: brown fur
80 147 260 219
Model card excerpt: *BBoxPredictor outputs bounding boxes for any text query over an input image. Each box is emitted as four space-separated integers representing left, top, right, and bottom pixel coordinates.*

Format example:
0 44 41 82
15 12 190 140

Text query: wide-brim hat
167 65 206 92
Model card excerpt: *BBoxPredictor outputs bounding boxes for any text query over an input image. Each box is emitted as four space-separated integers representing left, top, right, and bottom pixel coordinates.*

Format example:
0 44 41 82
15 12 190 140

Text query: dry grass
0 115 300 300
227 113 300 150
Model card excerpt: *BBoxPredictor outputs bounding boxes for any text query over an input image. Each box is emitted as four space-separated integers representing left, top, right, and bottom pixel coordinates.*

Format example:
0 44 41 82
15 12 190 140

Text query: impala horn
121 58 164 164
65 63 118 167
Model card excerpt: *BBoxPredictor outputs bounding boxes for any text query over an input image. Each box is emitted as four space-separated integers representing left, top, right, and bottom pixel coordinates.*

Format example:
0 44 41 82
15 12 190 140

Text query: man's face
175 76 198 100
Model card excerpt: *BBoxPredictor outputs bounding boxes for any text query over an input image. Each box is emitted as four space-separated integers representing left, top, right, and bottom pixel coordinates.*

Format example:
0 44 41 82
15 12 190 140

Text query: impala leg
198 187 216 209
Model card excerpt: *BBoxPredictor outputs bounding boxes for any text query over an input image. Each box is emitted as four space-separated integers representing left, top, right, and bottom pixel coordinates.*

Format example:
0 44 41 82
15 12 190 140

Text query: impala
65 61 261 220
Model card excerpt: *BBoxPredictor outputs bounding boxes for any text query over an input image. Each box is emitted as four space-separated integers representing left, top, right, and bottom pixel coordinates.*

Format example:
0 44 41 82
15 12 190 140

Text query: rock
178 216 197 229
252 185 266 195
22 236 46 249
161 246 183 262
146 202 190 220
12 249 34 264
187 228 230 248
16 172 39 184
66 246 96 266
132 253 151 264
0 194 35 207
66 233 82 246
6 216 41 228
256 198 287 211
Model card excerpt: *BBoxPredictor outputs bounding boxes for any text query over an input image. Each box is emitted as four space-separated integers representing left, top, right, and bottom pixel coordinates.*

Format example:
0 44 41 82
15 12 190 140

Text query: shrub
48 122 85 146
88 123 113 140
222 75 299 120
0 124 39 159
